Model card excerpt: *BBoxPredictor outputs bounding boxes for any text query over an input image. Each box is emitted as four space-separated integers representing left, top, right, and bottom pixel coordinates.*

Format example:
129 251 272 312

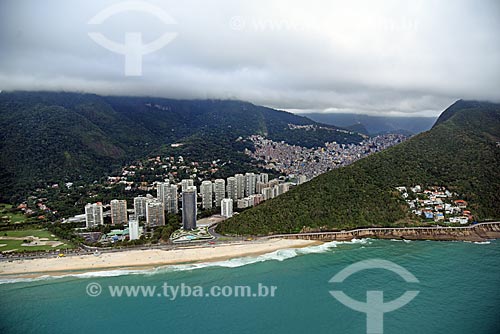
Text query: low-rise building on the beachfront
423 211 434 219
434 213 445 222
448 216 469 225
398 185 472 224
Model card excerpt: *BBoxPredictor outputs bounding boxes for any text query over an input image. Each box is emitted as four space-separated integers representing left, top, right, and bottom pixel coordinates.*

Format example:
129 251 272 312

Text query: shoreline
268 222 500 242
0 238 321 279
1 223 499 280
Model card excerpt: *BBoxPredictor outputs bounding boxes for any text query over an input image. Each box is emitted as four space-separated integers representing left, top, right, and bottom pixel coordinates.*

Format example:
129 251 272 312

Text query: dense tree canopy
217 100 500 235
0 91 363 202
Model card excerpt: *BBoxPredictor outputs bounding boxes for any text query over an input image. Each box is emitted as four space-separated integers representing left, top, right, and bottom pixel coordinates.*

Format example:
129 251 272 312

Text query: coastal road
208 223 224 239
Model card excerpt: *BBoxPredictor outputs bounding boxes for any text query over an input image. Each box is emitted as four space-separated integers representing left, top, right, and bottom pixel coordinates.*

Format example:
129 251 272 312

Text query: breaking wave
0 239 371 284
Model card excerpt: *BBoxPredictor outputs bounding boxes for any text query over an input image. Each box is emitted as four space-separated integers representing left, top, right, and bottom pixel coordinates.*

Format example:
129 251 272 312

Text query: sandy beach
0 238 320 278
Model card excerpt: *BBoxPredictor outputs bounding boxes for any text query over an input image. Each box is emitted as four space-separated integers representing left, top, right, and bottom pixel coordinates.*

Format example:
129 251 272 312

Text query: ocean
1 239 499 334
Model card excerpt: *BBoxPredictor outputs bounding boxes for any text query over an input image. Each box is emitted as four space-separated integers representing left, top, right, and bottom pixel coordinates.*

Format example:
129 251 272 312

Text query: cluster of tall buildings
157 182 179 214
199 178 227 210
84 181 197 232
84 172 290 234
196 172 290 212
225 172 267 200
227 173 291 209
85 201 141 241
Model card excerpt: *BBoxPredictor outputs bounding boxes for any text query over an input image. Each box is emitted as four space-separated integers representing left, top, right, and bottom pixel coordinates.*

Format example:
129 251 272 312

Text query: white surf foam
389 239 412 243
140 239 371 274
0 238 371 284
0 268 148 285
466 241 491 245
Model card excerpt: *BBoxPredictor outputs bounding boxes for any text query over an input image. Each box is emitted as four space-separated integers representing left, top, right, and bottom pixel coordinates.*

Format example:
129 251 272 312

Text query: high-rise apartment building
182 186 197 230
167 184 178 214
235 174 245 199
262 187 274 201
260 173 269 184
221 198 233 218
181 179 194 192
157 181 170 207
200 181 213 209
146 199 165 227
214 179 225 207
133 196 148 219
110 199 128 225
226 176 237 201
245 172 257 196
85 202 104 228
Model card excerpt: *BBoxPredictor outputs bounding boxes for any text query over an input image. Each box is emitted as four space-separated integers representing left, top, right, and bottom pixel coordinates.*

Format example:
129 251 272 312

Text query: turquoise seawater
0 239 499 334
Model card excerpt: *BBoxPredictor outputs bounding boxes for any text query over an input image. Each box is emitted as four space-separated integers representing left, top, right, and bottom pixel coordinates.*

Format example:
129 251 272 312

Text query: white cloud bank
1 0 499 116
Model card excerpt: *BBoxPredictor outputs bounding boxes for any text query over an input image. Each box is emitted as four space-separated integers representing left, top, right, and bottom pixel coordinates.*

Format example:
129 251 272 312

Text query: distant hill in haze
0 91 364 202
217 100 500 235
299 112 436 135
345 123 369 135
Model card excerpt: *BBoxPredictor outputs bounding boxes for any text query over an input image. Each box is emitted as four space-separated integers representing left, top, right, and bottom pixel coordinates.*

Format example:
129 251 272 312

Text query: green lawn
0 239 73 252
0 203 27 224
0 229 74 252
1 229 56 239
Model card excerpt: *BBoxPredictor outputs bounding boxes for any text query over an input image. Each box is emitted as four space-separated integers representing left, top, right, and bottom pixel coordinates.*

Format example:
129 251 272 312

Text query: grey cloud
1 0 499 116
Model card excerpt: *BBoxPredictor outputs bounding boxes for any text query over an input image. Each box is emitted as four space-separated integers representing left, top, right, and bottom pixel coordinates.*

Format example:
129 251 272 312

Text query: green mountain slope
217 100 500 235
0 91 363 202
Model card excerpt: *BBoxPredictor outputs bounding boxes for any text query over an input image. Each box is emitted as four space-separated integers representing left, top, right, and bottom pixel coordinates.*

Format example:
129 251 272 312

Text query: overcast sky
1 0 499 116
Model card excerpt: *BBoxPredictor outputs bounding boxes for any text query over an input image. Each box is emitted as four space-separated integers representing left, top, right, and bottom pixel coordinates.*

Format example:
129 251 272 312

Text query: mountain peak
433 99 499 128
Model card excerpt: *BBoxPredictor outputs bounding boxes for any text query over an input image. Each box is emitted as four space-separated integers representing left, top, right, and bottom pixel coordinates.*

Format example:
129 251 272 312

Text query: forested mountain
217 100 500 235
301 112 436 135
0 91 363 202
